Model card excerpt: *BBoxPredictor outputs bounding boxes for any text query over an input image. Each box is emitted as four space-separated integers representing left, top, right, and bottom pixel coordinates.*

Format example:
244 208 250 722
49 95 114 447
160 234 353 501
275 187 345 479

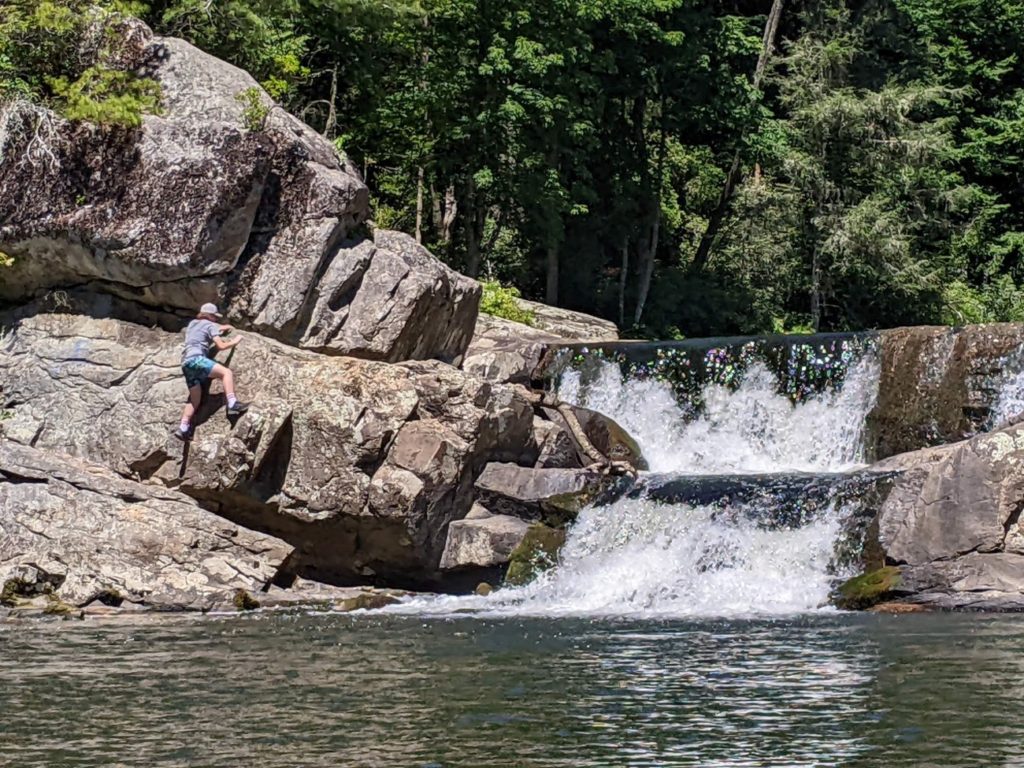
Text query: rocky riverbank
0 19 637 616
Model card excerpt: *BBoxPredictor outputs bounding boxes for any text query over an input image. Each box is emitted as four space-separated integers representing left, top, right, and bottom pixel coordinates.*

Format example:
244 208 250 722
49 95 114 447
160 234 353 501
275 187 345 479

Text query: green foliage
479 280 535 326
0 0 159 126
8 0 1024 337
234 86 270 131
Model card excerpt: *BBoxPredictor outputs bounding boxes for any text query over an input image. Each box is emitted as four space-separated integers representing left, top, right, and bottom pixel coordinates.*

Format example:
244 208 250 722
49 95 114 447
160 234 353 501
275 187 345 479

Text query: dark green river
1 611 1020 767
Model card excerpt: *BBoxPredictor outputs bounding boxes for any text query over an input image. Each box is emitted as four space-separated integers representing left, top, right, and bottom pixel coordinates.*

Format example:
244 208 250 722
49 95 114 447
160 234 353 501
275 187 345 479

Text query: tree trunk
691 0 785 271
415 166 425 244
633 215 660 327
546 241 559 305
321 66 338 140
442 185 458 244
633 108 668 328
811 245 822 331
618 237 629 329
464 179 486 277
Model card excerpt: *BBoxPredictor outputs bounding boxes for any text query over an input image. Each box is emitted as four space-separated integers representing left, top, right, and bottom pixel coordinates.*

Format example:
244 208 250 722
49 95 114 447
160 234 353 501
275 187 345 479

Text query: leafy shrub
480 280 535 326
235 86 270 132
0 1 159 126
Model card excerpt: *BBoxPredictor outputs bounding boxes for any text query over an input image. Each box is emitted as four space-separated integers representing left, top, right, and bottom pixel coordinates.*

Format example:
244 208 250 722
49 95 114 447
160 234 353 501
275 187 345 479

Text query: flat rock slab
474 462 623 523
439 511 531 570
0 441 292 611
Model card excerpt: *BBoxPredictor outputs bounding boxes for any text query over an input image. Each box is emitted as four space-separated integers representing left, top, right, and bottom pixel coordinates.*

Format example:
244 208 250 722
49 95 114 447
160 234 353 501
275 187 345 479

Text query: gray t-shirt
182 319 221 363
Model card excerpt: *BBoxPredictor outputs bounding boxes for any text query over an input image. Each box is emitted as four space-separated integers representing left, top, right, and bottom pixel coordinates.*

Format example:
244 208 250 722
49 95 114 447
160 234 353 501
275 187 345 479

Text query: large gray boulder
517 300 619 341
0 312 534 586
0 20 478 364
866 323 1024 459
474 462 624 525
463 303 618 386
463 314 561 385
0 441 291 611
862 424 1024 609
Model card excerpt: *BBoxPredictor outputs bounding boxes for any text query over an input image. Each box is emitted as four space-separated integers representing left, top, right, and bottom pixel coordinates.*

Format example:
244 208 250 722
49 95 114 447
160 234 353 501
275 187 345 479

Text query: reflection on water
2 612 1023 767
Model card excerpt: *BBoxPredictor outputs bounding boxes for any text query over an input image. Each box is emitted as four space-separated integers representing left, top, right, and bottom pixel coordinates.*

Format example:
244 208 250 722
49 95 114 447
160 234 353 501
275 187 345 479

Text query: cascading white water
391 339 884 619
558 356 881 474
391 493 854 618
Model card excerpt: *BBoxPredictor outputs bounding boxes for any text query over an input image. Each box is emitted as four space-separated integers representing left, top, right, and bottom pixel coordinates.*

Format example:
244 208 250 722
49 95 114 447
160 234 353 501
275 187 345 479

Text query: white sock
179 419 190 432
227 395 237 408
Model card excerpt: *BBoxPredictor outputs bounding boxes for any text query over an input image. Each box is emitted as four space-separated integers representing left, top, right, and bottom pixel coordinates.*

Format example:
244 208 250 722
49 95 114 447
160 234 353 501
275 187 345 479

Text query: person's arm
212 334 241 351
218 324 234 334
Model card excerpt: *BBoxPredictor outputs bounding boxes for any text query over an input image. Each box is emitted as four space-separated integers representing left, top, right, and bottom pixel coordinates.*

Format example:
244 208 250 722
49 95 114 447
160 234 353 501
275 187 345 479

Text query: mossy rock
42 594 79 617
505 524 566 587
338 592 399 612
233 589 261 612
834 566 902 610
0 578 28 607
475 582 494 596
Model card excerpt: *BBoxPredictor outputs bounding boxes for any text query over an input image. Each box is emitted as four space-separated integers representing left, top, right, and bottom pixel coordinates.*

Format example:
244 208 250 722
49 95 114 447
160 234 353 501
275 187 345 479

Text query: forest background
3 0 1023 338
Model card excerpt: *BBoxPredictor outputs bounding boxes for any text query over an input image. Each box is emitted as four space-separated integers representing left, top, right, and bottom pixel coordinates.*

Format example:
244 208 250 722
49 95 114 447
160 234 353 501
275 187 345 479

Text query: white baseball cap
199 302 223 318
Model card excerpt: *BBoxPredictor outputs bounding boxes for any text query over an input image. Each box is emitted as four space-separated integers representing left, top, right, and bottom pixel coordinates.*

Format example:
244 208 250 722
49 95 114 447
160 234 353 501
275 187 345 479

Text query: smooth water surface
3 611 1023 767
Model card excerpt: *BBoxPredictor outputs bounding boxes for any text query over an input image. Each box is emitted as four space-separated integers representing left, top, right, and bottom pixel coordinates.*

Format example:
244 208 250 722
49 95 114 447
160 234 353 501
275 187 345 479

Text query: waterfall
384 332 1024 619
557 355 880 474
389 334 891 619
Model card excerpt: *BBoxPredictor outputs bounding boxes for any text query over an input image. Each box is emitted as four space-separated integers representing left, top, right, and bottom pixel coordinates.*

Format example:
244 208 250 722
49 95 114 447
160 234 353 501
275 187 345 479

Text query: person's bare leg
177 385 202 435
210 363 247 412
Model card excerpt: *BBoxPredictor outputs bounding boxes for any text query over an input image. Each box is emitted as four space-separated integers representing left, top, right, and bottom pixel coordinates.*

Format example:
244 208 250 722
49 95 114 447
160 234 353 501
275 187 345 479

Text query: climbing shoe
172 426 191 442
226 401 250 416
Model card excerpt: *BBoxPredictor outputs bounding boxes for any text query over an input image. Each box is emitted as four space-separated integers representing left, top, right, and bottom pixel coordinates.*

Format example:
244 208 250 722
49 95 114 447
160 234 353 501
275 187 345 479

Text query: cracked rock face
0 313 534 587
867 323 1024 459
871 424 1024 609
0 441 292 610
0 20 478 364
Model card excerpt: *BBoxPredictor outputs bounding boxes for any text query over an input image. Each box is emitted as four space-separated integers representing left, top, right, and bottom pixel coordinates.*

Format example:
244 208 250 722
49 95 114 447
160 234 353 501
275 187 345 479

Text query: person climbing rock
173 302 249 441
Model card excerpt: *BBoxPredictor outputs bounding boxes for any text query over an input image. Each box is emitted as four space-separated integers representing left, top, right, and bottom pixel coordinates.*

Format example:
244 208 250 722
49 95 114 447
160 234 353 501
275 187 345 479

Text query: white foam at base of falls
388 494 849 619
558 357 880 474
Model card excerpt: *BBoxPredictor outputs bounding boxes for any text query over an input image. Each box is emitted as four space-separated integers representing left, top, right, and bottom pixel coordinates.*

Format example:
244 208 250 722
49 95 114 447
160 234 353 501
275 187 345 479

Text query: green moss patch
233 589 261 612
834 566 902 610
505 524 566 587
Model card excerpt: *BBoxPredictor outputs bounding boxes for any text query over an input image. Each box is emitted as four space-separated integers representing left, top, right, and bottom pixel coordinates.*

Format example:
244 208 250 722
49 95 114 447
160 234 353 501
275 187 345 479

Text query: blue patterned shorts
182 356 216 389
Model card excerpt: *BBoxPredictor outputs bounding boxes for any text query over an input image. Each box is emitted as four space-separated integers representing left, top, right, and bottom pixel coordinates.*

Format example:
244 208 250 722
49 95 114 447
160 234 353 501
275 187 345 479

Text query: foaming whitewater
388 335 883 620
558 356 880 474
389 492 852 619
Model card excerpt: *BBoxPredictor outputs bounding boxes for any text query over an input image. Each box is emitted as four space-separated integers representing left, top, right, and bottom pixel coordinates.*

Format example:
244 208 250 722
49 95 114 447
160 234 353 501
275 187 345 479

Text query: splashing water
391 492 852 619
558 356 881 474
395 338 883 619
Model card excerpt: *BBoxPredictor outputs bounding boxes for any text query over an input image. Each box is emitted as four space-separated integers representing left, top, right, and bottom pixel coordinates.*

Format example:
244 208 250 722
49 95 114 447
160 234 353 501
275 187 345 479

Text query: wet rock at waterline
504 524 567 587
0 442 291 611
854 424 1024 610
0 21 476 365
